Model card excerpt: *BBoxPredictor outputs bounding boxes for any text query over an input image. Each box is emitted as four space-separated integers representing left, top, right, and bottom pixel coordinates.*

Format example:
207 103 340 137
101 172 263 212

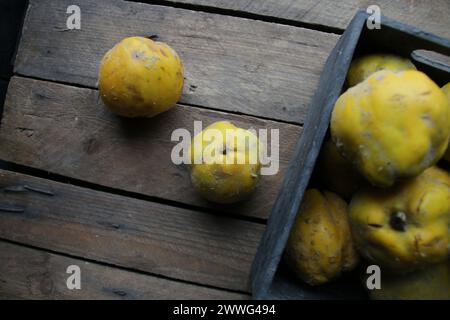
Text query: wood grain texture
165 0 450 39
0 241 249 299
14 0 338 124
0 76 301 219
0 168 264 292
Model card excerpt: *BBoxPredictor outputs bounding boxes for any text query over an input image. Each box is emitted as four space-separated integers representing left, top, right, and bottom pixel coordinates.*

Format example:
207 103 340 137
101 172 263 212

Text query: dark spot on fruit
390 93 404 102
368 223 383 228
160 48 168 57
134 95 144 104
213 170 232 179
420 91 431 95
390 211 407 232
132 51 142 60
126 84 139 95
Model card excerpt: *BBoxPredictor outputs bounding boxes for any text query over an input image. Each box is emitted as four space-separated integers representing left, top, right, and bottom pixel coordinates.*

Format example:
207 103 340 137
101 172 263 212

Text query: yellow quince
331 70 450 187
98 36 184 117
347 53 416 86
188 121 264 204
349 166 450 273
285 189 359 285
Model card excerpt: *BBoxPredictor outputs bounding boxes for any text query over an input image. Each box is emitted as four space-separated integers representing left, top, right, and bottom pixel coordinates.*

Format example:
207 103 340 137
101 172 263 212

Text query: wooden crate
251 10 450 300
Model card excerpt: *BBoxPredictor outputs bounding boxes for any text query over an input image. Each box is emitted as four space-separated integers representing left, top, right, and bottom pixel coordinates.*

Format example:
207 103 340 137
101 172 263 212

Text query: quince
441 82 450 162
285 189 359 286
349 166 450 273
317 138 364 199
98 36 184 117
189 121 263 204
331 70 450 187
347 53 416 86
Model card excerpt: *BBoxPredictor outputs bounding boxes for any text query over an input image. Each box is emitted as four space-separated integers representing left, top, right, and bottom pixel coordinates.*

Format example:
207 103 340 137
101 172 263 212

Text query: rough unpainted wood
0 76 301 219
164 0 450 39
0 241 249 299
15 0 339 124
0 168 265 292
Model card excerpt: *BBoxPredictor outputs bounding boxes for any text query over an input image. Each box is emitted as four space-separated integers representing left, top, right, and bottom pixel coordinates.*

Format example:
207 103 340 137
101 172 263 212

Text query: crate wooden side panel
0 169 264 292
0 241 248 299
164 0 450 39
0 76 300 219
14 0 339 124
251 12 367 299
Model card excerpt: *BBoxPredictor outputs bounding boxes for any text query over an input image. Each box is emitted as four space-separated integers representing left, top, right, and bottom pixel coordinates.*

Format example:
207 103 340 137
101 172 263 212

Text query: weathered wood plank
15 0 338 124
164 0 450 39
0 241 248 299
0 168 265 292
0 76 301 219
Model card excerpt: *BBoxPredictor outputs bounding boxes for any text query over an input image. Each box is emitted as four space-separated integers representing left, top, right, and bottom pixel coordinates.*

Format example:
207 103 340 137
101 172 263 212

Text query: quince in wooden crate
331 70 450 187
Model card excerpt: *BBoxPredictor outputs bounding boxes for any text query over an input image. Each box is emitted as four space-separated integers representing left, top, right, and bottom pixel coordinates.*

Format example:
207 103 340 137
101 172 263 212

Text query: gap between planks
125 0 343 35
0 76 302 220
0 159 267 225
0 167 265 292
150 0 450 39
14 0 339 124
13 73 304 128
0 238 250 299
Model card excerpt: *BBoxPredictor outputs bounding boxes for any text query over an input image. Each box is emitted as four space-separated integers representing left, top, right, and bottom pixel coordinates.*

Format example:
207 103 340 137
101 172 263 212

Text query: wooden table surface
0 0 449 299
